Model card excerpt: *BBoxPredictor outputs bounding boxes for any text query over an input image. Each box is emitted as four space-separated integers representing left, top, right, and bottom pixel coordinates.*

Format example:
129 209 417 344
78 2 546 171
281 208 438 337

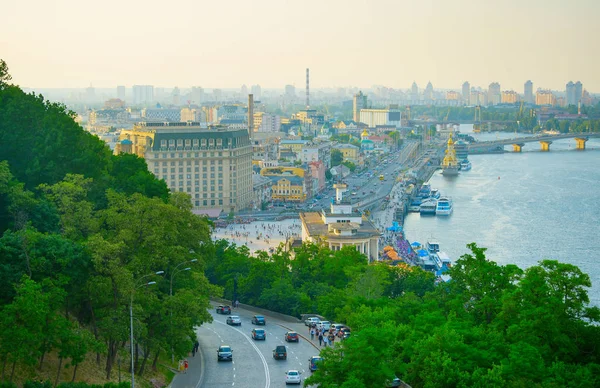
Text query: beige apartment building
115 122 253 212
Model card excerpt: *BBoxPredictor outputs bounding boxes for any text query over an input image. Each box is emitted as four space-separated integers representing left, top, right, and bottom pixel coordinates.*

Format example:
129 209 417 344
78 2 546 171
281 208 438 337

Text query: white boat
430 189 441 199
433 251 453 275
420 200 437 215
436 197 453 216
460 160 472 171
408 199 422 212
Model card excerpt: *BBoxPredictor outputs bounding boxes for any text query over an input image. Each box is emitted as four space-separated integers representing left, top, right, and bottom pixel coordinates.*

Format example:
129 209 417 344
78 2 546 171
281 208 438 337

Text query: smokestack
306 68 310 109
248 94 254 141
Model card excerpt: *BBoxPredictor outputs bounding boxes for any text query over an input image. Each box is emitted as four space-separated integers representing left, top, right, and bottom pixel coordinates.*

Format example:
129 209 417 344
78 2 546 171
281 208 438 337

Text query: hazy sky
2 0 599 91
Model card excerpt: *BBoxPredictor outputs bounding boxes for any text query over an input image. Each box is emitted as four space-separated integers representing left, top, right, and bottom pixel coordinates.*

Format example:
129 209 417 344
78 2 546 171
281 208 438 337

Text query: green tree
0 59 11 86
330 149 344 167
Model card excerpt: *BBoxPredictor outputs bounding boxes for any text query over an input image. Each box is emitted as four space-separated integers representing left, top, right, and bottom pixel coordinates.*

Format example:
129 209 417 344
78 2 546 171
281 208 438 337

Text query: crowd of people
308 323 345 348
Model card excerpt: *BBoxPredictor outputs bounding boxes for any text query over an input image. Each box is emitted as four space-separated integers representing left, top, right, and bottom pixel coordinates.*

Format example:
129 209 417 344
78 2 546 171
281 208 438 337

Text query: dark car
216 305 231 314
273 345 287 360
252 328 266 340
340 327 351 339
251 315 266 325
308 356 322 372
217 345 233 361
284 331 299 342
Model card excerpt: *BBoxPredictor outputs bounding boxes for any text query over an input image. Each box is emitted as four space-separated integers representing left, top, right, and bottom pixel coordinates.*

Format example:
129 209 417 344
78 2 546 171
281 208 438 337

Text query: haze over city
2 0 599 91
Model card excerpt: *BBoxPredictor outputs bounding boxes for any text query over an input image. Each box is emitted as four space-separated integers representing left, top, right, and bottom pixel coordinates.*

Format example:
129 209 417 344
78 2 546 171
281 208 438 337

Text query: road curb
275 323 321 351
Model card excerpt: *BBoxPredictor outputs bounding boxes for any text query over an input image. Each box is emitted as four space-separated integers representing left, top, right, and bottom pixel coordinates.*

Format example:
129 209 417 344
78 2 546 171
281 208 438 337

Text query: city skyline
2 0 599 91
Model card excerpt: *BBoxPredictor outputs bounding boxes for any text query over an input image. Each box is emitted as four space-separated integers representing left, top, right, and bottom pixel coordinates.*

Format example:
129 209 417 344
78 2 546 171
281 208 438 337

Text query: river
403 125 600 305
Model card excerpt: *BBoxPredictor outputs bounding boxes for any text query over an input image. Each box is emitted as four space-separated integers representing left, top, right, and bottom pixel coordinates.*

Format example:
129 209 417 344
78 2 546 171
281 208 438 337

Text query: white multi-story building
254 112 281 132
359 107 402 128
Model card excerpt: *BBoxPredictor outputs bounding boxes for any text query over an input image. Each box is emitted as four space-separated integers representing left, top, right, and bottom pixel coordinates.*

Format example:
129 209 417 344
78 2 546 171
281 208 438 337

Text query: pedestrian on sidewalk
191 345 196 357
318 332 323 346
194 340 199 354
323 335 328 347
183 359 189 374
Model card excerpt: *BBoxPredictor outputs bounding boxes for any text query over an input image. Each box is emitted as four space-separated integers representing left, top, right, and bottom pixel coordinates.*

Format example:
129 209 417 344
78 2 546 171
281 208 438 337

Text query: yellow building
501 91 519 104
335 144 360 161
536 90 556 106
279 140 308 153
261 166 308 202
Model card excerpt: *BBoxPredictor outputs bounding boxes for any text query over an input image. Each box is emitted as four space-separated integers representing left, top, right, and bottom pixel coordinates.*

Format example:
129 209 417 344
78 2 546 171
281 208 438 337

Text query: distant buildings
446 91 460 101
424 82 434 102
142 108 180 122
462 82 470 104
524 80 534 104
104 98 125 109
566 81 583 106
261 166 310 202
359 106 401 128
501 91 519 104
191 87 204 105
536 90 556 106
285 85 296 100
117 85 126 101
132 85 154 105
488 82 501 105
253 112 281 133
411 82 419 101
115 122 253 212
353 91 368 122
251 85 262 101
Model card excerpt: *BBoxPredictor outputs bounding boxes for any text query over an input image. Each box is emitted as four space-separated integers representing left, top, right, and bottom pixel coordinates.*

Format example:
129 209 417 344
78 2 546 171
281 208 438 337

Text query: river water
403 125 600 305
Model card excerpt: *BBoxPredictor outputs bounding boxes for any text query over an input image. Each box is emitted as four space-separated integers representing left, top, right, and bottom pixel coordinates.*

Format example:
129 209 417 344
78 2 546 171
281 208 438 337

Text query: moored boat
460 159 472 171
436 197 453 216
419 200 437 215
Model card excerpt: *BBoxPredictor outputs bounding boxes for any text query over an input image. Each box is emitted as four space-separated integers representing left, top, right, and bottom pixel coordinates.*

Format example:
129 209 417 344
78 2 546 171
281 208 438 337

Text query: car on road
273 345 287 360
216 305 231 314
284 331 299 342
308 356 322 372
251 328 266 340
318 320 331 330
340 327 351 339
251 315 266 325
304 317 321 326
226 315 241 325
331 323 345 333
217 345 233 361
285 370 302 385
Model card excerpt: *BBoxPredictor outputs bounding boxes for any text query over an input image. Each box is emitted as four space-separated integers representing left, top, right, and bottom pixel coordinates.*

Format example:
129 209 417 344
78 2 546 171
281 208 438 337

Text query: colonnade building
115 122 253 212
299 183 380 261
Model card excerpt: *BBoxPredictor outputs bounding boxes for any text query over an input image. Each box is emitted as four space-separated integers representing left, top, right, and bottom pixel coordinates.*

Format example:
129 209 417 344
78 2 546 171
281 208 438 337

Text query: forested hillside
0 60 216 386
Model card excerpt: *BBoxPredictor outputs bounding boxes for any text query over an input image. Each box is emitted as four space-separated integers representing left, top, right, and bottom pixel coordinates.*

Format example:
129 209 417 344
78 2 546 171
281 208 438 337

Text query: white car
304 317 320 326
226 315 242 326
318 320 331 330
285 370 302 385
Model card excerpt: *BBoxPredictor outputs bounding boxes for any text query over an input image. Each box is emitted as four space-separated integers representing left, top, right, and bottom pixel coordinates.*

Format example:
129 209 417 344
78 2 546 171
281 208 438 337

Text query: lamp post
169 259 198 362
130 271 164 388
516 120 520 137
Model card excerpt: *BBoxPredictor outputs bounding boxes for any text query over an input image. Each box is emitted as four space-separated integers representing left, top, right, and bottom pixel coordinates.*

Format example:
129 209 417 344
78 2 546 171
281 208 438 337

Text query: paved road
172 304 323 388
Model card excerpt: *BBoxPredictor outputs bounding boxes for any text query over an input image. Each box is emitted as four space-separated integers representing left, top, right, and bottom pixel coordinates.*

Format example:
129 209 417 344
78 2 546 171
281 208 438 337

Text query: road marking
216 321 270 388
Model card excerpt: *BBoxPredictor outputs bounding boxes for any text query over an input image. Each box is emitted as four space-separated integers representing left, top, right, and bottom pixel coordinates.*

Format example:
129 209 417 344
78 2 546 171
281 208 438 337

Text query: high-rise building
536 90 556 106
254 112 281 132
132 85 154 105
488 82 501 105
172 87 181 106
117 85 126 101
241 84 248 97
574 81 583 105
424 82 434 101
462 82 470 104
359 106 402 128
213 89 222 102
501 91 519 104
115 122 253 212
285 85 296 99
411 82 419 101
251 85 262 101
85 85 96 102
524 80 533 104
191 86 204 105
353 91 367 122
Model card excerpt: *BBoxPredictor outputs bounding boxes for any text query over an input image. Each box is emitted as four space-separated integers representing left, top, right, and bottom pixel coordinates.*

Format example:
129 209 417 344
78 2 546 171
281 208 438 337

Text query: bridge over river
468 132 600 153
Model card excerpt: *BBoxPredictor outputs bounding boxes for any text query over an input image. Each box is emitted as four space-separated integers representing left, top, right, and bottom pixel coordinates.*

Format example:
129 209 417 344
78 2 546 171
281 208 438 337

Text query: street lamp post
130 271 164 388
169 259 198 362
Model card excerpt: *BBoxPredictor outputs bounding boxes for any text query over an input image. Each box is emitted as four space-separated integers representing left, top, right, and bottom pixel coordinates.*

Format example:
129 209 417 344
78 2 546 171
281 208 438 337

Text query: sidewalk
169 329 204 388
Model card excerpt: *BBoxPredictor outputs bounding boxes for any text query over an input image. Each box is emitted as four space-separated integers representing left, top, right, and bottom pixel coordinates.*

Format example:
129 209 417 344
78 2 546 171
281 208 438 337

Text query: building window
185 139 191 147
161 140 167 147
162 168 167 173
169 140 175 147
177 139 183 147
217 139 222 147
209 139 214 147
179 174 183 179
201 139 207 147
193 139 199 147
